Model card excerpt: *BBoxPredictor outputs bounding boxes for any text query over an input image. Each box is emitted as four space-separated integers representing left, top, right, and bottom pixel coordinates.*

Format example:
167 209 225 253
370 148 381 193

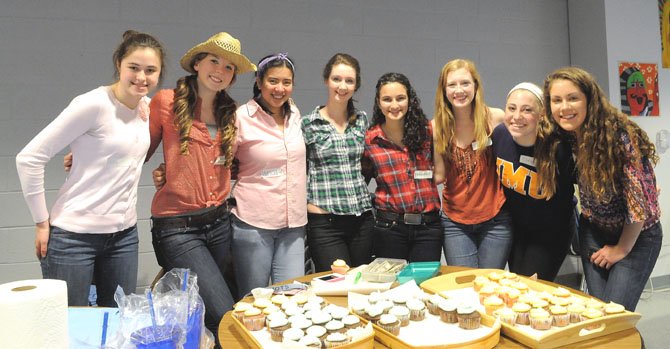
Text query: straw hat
180 32 256 74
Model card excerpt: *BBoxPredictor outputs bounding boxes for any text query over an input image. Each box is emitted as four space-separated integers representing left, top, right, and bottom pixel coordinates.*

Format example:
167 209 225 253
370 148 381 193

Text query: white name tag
472 137 493 150
520 155 536 167
414 170 433 179
260 167 285 178
213 156 226 166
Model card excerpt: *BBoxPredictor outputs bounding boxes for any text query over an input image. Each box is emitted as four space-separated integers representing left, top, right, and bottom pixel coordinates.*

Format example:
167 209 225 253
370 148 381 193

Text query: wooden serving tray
421 269 641 349
230 309 375 349
361 313 500 349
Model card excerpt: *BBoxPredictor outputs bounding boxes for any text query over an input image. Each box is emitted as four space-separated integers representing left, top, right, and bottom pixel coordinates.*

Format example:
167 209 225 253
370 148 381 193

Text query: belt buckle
403 213 422 225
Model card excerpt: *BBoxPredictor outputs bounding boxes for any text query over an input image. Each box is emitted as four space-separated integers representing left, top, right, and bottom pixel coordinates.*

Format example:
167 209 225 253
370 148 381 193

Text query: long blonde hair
434 59 492 161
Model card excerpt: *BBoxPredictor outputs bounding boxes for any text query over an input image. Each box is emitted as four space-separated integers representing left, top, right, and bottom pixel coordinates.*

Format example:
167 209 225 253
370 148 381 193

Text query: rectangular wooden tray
421 269 641 349
230 307 375 349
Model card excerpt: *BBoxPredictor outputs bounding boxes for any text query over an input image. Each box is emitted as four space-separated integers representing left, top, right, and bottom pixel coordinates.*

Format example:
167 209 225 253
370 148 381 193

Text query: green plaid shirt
301 106 372 215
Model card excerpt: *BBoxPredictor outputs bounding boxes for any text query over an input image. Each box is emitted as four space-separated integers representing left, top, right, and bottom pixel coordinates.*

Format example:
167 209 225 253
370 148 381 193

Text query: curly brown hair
173 53 237 167
433 59 492 161
541 67 658 200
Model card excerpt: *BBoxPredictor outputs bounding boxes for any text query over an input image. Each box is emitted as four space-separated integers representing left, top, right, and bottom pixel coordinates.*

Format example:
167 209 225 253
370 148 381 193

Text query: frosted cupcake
324 332 351 348
473 275 490 292
392 293 408 307
503 271 519 281
549 296 571 307
604 302 625 316
427 294 443 315
531 299 549 311
331 259 350 274
253 298 272 311
329 306 350 321
342 314 361 329
364 304 384 322
305 325 327 344
494 307 518 326
581 308 603 330
488 271 504 283
550 305 570 327
298 335 322 348
586 299 605 315
512 302 531 325
311 311 332 327
368 291 383 305
282 327 305 342
406 299 426 321
438 299 458 324
529 308 552 330
567 303 585 323
350 301 368 318
552 287 571 298
291 318 313 332
483 295 504 316
377 300 394 314
512 281 529 294
271 294 289 307
265 311 287 329
233 302 252 321
478 284 498 304
325 320 345 334
269 317 290 342
457 305 481 330
377 314 401 335
389 306 410 326
243 307 266 331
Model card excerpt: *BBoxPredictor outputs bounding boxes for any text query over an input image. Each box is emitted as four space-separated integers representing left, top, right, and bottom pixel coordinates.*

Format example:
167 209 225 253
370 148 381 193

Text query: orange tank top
441 145 505 224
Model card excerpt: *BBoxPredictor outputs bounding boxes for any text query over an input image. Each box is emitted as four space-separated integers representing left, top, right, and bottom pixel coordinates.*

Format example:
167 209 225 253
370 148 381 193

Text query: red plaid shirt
363 123 441 214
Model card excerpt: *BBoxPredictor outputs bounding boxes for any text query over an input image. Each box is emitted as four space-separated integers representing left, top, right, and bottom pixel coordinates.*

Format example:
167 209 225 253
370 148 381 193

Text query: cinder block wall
0 0 570 290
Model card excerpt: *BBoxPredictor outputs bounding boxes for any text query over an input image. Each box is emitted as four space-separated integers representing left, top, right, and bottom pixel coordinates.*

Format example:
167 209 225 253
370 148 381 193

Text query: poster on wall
661 1 670 67
618 62 660 117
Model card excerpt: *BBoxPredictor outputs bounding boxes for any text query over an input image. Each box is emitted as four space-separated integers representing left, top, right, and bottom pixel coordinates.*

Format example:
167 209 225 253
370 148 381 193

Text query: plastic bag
106 268 213 349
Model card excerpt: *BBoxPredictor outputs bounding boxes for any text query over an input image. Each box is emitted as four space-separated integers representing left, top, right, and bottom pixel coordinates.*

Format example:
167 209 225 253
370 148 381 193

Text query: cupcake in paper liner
457 305 481 330
377 314 401 336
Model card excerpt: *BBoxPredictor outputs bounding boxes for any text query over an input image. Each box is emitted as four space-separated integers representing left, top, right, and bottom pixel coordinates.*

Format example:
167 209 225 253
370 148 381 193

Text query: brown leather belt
151 203 229 231
376 210 440 226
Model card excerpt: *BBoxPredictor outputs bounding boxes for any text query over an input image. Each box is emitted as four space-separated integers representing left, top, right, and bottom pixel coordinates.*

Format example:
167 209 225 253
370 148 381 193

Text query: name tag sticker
519 155 536 167
414 170 433 179
214 156 226 165
260 167 285 178
472 137 493 151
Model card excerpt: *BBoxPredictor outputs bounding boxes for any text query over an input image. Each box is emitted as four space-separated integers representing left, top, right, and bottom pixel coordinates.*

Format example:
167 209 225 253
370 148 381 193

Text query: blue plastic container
183 303 204 349
130 325 181 349
396 261 441 285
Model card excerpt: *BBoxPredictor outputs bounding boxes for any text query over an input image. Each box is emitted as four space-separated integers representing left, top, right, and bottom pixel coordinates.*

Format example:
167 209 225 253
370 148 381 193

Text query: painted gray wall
0 0 571 290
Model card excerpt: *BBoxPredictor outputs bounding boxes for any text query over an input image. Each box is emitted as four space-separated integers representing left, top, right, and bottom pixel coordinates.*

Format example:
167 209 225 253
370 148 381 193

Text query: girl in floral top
541 67 662 311
302 53 373 272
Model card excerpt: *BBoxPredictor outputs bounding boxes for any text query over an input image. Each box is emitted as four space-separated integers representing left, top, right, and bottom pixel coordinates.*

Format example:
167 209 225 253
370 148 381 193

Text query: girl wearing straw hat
229 53 307 298
16 30 166 307
491 82 577 281
146 32 256 339
433 59 512 269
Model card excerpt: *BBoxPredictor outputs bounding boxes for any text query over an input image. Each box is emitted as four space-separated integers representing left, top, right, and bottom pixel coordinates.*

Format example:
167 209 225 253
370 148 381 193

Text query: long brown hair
173 52 237 167
433 59 492 161
542 67 658 199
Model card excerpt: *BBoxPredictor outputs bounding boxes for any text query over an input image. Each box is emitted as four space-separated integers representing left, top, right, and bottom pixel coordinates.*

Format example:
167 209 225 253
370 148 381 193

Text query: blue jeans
306 211 374 272
579 217 662 311
151 214 234 336
441 209 512 269
231 215 305 298
40 225 138 307
373 218 442 262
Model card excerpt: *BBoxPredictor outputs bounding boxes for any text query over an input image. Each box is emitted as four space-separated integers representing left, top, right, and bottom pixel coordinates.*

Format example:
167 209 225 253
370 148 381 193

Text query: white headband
507 82 543 107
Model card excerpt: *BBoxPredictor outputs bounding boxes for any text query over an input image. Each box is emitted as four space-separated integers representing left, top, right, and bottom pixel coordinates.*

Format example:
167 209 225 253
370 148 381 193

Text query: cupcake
406 299 426 321
298 335 322 348
494 307 518 326
265 311 287 329
503 271 519 281
529 308 552 330
392 293 408 307
483 295 504 316
364 304 384 322
282 327 304 343
291 318 313 332
368 291 383 305
377 314 401 335
550 305 570 327
567 303 585 323
292 293 309 306
271 294 289 307
478 284 498 304
284 306 304 318
473 276 490 291
281 300 299 311
232 302 252 321
550 296 571 307
329 306 350 321
325 320 345 334
305 325 327 344
331 259 350 274
427 294 443 315
499 278 514 287
342 314 361 329
307 296 325 308
488 271 504 283
512 302 531 325
604 302 625 316
438 300 458 324
253 298 272 311
581 308 603 330
457 305 481 330
512 281 529 294
377 300 394 314
531 299 549 311
586 299 605 315
324 332 351 348
243 307 266 331
553 287 571 298
311 311 332 327
504 287 521 307
389 306 410 326
269 317 290 342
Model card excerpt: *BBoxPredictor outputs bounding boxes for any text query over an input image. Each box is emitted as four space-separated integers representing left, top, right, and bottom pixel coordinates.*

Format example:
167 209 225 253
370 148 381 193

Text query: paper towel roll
0 279 68 349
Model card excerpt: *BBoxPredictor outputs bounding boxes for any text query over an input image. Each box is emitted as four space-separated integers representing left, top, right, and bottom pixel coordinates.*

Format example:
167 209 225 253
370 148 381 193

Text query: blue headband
258 52 295 72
